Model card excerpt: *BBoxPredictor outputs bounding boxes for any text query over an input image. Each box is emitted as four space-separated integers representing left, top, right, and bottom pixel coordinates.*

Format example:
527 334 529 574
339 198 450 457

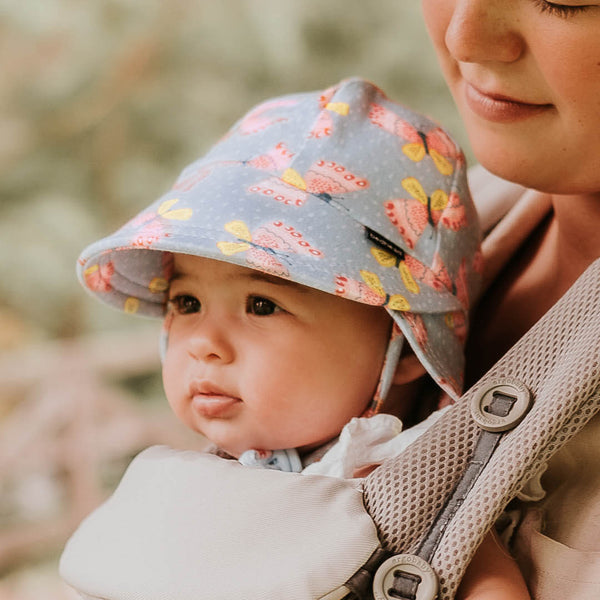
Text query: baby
63 78 529 599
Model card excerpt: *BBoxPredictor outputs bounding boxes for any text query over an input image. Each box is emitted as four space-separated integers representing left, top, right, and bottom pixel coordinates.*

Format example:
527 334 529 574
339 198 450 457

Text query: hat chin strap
158 310 173 363
362 324 404 418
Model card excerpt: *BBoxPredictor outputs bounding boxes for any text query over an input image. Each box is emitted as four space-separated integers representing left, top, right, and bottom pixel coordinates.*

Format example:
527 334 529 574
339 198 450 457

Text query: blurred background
0 1 468 597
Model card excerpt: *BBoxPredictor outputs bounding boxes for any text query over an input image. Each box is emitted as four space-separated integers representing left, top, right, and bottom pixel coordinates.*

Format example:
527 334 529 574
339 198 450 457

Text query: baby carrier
60 256 600 600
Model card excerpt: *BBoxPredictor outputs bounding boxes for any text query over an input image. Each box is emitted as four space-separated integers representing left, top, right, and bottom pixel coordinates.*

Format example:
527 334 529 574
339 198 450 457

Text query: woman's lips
464 82 553 123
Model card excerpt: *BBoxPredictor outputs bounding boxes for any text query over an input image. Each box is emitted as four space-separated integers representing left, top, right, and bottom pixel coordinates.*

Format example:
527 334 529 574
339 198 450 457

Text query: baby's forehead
170 252 308 292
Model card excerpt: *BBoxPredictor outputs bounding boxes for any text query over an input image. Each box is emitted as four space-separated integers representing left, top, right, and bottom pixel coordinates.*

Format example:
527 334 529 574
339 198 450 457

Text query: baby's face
162 254 392 458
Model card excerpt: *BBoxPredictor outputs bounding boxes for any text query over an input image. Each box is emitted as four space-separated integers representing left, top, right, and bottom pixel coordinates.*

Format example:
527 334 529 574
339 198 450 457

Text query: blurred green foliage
0 0 468 343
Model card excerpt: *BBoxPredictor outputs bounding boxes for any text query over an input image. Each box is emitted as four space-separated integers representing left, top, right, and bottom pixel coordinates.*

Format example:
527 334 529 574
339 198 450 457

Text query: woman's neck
551 193 600 280
465 191 600 384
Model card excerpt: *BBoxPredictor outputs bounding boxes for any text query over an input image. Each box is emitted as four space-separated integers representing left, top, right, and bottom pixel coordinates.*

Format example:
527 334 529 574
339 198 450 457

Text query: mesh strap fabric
363 257 600 599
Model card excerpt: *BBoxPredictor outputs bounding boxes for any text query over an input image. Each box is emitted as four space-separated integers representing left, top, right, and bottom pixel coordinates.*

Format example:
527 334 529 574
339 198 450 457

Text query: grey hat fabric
77 77 481 400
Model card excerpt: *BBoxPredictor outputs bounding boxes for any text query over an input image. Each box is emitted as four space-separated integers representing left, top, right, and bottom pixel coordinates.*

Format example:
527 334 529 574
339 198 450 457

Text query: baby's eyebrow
168 271 186 283
244 271 310 293
170 266 310 294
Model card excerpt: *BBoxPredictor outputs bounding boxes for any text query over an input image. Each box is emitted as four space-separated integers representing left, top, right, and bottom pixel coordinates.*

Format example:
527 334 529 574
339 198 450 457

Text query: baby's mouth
189 383 241 418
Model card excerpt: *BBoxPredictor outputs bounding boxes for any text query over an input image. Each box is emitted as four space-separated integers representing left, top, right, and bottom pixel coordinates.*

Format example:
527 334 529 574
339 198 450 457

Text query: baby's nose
187 319 235 364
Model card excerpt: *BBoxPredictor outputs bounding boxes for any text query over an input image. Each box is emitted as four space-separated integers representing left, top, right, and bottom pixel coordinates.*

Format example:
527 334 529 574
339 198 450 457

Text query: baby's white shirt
303 408 451 478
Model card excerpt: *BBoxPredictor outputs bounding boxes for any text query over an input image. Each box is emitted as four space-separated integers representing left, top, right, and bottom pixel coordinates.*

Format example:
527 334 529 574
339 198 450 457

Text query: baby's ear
392 352 427 385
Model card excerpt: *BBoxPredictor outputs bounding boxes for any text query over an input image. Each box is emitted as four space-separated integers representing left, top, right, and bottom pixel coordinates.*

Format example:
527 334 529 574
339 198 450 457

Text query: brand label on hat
365 227 406 260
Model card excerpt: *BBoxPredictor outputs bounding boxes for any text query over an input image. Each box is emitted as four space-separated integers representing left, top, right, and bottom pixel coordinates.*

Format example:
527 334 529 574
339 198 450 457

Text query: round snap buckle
372 554 438 600
470 378 532 432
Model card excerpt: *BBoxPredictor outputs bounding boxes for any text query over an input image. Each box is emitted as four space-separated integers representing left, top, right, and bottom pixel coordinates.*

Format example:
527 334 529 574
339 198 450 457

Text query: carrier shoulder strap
361 257 600 600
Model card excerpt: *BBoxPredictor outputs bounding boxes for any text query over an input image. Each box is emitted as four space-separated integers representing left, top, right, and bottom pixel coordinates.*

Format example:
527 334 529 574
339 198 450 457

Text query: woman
421 1 600 597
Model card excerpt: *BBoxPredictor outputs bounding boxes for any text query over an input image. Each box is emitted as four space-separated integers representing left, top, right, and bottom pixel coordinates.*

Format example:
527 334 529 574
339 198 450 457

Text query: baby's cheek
159 312 174 361
161 355 181 408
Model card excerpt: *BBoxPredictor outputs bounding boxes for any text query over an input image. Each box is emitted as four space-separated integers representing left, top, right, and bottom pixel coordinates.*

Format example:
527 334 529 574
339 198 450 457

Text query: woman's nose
445 0 525 64
186 318 235 364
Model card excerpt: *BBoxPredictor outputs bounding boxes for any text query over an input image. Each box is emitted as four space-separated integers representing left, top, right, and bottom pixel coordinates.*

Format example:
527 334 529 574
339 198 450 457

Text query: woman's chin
464 122 600 195
468 138 558 194
475 150 600 196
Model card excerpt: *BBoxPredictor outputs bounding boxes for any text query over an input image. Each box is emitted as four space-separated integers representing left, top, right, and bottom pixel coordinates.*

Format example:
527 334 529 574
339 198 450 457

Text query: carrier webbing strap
415 402 505 560
385 397 517 600
360 257 600 600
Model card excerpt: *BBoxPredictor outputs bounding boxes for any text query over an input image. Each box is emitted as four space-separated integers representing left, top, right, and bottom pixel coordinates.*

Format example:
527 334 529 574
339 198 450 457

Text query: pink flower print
247 142 295 171
445 310 467 344
217 220 323 278
249 160 368 208
335 275 386 306
369 246 451 297
236 98 298 135
405 253 453 295
369 102 463 176
453 258 469 309
133 219 166 249
309 110 334 139
303 160 368 200
129 199 193 249
384 177 467 250
84 261 114 292
335 271 410 312
403 312 429 349
309 97 349 138
440 193 468 232
247 177 308 207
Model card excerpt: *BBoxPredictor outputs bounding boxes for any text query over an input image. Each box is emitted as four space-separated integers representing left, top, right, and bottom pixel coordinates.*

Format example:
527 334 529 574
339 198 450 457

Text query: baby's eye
168 294 201 315
246 296 280 316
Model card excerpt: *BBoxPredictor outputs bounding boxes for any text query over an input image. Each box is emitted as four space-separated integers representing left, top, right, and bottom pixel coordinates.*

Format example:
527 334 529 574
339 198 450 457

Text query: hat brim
78 163 468 399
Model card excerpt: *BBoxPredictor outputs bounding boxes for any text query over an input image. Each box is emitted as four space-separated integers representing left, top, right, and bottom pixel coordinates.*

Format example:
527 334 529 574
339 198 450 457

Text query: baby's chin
215 441 270 460
213 430 340 460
